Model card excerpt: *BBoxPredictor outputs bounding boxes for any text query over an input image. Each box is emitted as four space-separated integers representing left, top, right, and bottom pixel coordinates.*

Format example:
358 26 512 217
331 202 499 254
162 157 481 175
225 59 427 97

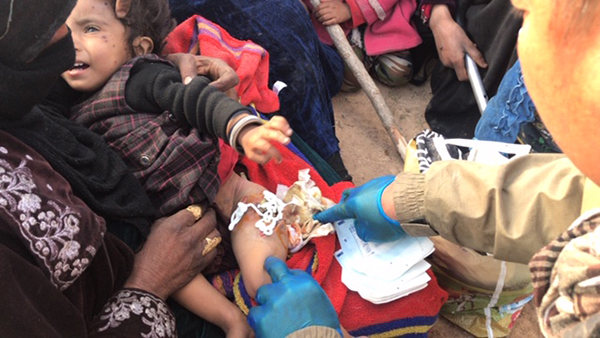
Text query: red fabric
242 143 448 330
216 140 239 183
164 15 280 113
164 15 280 183
420 4 434 25
339 271 447 332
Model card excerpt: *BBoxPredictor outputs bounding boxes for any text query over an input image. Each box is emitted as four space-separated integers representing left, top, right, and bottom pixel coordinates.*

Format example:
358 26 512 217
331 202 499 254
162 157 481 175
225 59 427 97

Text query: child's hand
314 0 352 26
238 116 293 165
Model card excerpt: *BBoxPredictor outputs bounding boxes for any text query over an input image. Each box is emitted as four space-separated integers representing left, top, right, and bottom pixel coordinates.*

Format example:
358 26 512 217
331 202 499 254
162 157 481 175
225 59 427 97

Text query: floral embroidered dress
0 131 176 337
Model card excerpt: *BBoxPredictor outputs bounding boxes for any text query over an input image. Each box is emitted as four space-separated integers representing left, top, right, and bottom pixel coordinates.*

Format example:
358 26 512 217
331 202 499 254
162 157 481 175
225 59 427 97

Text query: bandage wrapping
228 169 335 252
229 190 288 236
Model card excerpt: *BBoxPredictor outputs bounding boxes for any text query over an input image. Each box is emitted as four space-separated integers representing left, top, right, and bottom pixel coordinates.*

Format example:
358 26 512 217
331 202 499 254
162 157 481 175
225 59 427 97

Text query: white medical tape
229 190 290 236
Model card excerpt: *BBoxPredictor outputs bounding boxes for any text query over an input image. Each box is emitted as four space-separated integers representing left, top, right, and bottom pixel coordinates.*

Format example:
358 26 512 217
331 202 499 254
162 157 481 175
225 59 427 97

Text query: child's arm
173 275 252 337
126 61 247 139
126 60 290 164
314 0 352 26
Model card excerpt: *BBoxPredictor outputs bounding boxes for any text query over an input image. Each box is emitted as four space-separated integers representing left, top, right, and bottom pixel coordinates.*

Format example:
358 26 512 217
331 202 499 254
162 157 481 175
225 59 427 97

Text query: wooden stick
309 0 408 160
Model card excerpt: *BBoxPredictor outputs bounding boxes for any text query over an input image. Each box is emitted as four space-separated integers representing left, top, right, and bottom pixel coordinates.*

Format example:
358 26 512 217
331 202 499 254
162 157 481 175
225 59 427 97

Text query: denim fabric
169 0 345 160
475 60 536 143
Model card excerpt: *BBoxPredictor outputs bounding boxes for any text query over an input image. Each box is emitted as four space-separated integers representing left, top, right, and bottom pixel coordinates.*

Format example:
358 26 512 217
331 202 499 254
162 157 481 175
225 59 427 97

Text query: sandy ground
331 81 543 337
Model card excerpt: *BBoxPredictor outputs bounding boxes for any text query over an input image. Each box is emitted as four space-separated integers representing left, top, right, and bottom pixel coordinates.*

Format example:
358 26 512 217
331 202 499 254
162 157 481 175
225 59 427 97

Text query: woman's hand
166 53 240 99
124 209 220 300
313 176 405 243
429 5 487 81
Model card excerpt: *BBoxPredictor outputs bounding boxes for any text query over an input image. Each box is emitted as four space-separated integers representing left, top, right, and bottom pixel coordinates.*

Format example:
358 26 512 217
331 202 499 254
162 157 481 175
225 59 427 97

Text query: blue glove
247 257 341 338
313 175 405 243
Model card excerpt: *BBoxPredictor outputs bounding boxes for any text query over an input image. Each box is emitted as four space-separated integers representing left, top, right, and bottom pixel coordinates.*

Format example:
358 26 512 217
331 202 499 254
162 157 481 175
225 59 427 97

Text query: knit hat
0 0 76 66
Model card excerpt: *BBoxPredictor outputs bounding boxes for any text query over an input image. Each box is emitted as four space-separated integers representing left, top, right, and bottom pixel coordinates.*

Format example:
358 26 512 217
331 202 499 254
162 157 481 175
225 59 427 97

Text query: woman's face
513 0 600 183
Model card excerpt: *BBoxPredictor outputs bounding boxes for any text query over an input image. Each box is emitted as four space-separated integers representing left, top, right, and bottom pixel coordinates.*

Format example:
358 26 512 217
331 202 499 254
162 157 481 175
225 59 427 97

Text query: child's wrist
228 115 264 154
226 111 251 135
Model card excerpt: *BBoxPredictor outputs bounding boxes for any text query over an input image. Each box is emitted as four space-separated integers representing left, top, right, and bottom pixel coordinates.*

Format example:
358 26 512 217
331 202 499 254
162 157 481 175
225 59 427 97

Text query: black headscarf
0 0 155 248
0 0 76 66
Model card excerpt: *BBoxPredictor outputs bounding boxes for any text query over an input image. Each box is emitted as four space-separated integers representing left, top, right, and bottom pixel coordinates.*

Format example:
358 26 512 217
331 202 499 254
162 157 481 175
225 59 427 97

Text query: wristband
228 114 264 154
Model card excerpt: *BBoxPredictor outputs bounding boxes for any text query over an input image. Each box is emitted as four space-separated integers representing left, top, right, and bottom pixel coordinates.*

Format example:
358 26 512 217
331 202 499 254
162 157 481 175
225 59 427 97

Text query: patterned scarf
530 209 600 337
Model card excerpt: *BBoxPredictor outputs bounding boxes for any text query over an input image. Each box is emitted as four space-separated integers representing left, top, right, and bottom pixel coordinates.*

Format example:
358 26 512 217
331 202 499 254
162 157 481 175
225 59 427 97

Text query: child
61 0 294 336
303 0 422 89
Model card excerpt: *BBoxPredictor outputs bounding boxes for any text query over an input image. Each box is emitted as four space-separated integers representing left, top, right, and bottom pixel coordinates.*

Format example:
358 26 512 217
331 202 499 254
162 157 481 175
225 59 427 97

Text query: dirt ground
331 81 543 337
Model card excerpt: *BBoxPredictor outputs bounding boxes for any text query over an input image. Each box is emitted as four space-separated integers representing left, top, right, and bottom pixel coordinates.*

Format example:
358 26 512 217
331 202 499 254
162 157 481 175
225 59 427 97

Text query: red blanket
164 15 279 113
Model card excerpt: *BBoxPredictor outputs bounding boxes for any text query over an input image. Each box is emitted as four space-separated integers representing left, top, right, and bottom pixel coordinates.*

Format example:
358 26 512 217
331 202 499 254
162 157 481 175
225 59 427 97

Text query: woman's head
0 0 76 66
0 0 77 120
512 0 600 183
61 0 174 93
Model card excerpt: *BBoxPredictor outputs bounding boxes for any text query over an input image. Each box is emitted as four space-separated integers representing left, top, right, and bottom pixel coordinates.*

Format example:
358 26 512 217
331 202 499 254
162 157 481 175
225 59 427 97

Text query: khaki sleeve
394 154 586 264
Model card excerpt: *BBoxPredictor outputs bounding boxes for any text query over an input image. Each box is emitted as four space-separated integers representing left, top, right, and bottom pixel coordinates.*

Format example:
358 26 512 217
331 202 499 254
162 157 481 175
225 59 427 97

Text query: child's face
513 0 600 184
62 0 132 93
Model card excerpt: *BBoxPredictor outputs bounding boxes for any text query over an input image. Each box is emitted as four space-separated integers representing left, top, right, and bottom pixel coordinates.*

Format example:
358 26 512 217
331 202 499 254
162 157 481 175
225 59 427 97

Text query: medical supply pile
334 219 434 304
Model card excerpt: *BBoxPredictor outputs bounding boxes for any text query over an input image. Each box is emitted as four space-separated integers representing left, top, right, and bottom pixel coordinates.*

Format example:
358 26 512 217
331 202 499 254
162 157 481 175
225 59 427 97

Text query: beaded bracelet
228 114 264 154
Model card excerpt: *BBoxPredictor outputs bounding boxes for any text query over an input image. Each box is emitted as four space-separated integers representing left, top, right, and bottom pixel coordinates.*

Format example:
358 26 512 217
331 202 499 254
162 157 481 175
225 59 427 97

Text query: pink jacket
305 0 422 56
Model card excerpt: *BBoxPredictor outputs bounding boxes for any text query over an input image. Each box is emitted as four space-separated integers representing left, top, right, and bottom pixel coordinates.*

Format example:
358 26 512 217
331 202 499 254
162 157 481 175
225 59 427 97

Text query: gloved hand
247 257 342 338
313 175 405 242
